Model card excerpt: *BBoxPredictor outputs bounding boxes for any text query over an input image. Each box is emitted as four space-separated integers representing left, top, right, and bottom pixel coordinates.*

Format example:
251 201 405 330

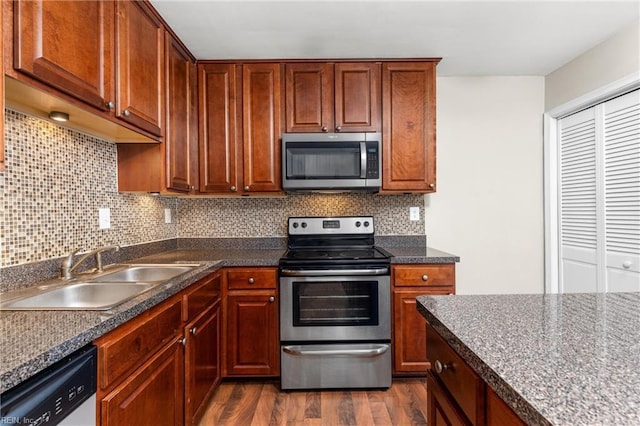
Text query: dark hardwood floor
198 378 428 426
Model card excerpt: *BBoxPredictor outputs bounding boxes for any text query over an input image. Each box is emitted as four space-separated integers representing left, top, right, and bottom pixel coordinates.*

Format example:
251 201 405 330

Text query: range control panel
288 216 374 235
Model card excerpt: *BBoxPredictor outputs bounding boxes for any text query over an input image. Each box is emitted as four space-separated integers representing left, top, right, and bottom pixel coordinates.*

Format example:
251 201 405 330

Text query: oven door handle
280 268 389 277
282 345 389 357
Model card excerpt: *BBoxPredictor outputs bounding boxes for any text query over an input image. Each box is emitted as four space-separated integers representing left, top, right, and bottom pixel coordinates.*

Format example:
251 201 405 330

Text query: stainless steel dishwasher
1 344 97 426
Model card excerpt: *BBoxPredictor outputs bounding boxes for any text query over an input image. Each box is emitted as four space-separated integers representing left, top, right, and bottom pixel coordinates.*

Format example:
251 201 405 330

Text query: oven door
279 273 391 342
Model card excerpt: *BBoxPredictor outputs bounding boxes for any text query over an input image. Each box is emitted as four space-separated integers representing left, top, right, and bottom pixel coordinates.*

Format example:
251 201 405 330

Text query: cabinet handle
105 101 115 110
321 126 328 132
248 277 255 284
179 337 187 346
230 186 236 192
623 261 632 269
244 186 250 191
434 360 450 374
422 274 429 281
428 183 435 189
190 327 197 335
269 296 275 303
335 126 342 132
122 109 131 117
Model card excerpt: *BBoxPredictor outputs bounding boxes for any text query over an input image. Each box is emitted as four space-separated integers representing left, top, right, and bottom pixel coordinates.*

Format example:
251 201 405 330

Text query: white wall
426 77 545 295
545 20 640 111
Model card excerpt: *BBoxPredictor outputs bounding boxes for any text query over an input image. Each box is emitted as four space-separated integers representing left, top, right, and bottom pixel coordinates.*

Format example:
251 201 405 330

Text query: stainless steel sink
95 265 199 283
0 263 202 311
0 282 158 310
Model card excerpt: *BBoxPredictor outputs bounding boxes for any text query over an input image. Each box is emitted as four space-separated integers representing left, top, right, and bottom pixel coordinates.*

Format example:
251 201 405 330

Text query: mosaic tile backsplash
2 109 425 267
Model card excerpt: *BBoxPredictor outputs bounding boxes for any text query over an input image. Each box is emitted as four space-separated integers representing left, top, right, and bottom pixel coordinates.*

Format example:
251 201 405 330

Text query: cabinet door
393 289 431 374
14 0 114 111
101 338 184 426
116 0 164 136
226 292 279 376
427 373 470 426
1 0 5 172
242 63 282 192
198 63 241 193
285 63 334 132
334 62 381 132
382 62 437 192
185 302 221 426
165 34 195 192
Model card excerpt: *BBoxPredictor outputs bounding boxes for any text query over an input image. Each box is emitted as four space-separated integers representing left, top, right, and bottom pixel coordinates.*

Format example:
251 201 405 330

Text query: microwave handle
360 142 367 178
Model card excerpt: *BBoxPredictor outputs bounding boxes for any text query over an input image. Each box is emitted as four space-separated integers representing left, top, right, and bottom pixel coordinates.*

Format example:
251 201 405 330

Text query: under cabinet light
49 111 70 122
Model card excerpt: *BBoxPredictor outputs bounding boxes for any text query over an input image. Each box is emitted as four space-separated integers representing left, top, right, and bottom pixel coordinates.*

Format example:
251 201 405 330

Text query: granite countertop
417 293 640 426
0 240 458 395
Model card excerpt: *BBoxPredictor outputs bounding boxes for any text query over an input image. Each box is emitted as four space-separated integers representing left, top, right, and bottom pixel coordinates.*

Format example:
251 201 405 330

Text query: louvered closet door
559 107 599 292
603 90 640 292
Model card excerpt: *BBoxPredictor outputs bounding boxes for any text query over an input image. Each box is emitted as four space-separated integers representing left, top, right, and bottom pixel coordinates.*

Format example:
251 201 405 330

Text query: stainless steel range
279 216 392 390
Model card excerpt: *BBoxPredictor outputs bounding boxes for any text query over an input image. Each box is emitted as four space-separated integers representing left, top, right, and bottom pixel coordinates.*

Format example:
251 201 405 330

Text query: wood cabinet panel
226 267 277 290
116 0 164 136
183 272 221 322
95 298 182 391
225 292 279 376
14 0 114 111
242 63 282 192
382 62 437 192
427 325 484 425
486 387 526 426
198 63 241 193
285 63 333 132
165 33 196 192
427 372 470 426
1 0 5 172
185 301 221 425
100 338 184 426
394 264 456 287
334 62 380 132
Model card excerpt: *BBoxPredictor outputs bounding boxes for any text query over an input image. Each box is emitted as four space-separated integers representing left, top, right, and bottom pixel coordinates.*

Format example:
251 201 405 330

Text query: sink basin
95 265 199 283
0 282 158 310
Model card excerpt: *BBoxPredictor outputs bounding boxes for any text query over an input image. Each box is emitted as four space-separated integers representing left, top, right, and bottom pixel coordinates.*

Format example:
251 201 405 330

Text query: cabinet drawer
426 324 484 425
184 272 221 321
95 298 182 391
227 268 277 290
393 264 455 287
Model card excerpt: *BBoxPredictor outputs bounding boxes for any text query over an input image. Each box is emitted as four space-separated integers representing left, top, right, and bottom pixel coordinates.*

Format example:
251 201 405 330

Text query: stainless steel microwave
282 132 382 192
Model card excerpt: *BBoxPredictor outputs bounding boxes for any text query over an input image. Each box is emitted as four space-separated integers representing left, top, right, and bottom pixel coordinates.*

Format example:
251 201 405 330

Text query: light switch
164 208 172 224
99 208 111 229
410 207 420 221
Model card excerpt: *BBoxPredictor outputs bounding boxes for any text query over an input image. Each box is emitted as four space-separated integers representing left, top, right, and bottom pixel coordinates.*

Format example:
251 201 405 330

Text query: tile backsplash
2 109 425 268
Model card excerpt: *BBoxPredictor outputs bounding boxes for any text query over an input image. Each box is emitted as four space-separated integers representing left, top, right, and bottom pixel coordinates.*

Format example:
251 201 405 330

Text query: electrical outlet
164 208 172 224
99 208 111 229
410 207 420 221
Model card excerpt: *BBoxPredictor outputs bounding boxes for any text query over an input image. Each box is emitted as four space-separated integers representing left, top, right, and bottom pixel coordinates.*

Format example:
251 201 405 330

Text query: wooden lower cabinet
426 322 526 426
392 264 455 375
100 338 184 426
184 300 221 425
223 267 279 377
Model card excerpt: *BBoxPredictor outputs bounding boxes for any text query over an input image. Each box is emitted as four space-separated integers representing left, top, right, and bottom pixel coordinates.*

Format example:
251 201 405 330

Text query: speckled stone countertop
417 293 640 426
0 237 457 394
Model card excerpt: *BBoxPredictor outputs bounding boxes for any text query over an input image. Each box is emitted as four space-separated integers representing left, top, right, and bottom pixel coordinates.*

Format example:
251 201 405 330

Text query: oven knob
355 221 361 227
292 222 298 228
364 221 370 227
301 222 307 228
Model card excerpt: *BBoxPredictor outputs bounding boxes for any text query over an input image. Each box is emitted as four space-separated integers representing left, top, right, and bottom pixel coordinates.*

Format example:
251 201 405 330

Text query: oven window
292 280 379 326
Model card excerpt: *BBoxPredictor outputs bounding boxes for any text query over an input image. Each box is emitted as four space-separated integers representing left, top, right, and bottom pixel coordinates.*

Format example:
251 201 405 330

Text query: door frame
543 71 640 293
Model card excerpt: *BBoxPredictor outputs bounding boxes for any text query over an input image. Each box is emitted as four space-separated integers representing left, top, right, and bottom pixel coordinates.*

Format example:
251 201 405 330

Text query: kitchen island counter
417 292 640 425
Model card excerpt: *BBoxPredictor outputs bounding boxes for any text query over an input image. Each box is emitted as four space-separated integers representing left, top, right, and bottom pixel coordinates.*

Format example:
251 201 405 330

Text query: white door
558 89 640 293
603 90 640 292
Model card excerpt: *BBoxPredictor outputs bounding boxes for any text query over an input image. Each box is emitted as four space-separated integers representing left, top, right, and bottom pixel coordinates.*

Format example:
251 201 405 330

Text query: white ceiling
149 0 640 76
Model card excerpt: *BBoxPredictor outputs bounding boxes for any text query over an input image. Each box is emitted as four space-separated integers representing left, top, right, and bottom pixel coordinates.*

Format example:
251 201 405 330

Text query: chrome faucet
61 245 120 280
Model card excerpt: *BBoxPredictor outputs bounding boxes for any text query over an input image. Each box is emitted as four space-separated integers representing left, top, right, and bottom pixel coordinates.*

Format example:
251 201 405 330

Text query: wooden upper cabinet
285 62 380 133
242 63 282 192
115 0 164 137
165 33 196 192
1 0 5 172
382 62 437 193
198 63 241 193
13 0 115 111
